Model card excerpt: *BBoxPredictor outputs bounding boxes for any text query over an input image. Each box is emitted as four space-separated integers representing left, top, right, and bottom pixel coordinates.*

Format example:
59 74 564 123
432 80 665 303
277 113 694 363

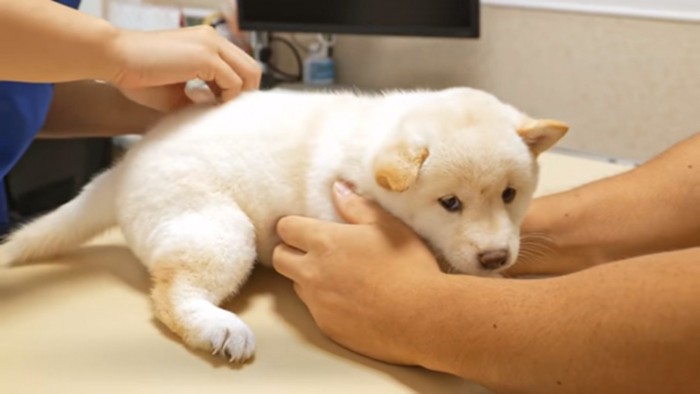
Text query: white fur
0 87 565 361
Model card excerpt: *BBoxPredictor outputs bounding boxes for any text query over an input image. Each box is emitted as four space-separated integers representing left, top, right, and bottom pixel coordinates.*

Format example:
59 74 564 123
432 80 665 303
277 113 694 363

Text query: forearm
415 248 700 393
0 0 118 83
39 81 162 138
514 133 700 275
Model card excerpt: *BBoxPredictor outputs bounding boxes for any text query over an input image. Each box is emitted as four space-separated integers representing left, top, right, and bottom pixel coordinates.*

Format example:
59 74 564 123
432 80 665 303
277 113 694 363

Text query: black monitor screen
238 0 479 38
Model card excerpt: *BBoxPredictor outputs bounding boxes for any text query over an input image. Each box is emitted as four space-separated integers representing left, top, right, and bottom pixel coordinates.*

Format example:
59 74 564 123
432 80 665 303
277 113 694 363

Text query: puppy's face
369 88 568 275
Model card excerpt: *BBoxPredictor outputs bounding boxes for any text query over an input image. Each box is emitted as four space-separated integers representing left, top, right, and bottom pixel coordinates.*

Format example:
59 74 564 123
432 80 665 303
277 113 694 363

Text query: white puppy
0 87 567 362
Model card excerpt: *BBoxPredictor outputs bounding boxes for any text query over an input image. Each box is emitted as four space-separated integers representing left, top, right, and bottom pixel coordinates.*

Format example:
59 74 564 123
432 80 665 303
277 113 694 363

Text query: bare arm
272 185 700 393
0 0 261 107
38 81 162 138
425 249 700 393
511 133 700 276
0 0 119 83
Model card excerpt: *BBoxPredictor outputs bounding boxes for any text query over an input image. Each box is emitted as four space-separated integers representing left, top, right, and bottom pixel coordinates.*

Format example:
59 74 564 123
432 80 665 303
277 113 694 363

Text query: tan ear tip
542 119 570 133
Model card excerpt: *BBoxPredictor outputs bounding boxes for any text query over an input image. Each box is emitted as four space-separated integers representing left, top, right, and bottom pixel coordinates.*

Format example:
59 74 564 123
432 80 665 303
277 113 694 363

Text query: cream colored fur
0 87 567 362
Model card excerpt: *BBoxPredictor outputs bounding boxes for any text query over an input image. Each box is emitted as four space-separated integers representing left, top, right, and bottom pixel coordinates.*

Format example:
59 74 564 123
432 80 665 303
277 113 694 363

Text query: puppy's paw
186 310 256 363
208 317 256 363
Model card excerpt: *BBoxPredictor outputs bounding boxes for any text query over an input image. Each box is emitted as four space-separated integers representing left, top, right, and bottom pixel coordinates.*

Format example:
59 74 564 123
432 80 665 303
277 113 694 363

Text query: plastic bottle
303 40 335 86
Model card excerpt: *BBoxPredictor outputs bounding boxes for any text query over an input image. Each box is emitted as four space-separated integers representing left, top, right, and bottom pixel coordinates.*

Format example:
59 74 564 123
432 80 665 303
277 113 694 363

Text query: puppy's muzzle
478 249 510 270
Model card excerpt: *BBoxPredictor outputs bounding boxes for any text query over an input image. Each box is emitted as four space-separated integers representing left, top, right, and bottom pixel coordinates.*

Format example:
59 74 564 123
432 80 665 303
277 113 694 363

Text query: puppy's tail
0 168 119 267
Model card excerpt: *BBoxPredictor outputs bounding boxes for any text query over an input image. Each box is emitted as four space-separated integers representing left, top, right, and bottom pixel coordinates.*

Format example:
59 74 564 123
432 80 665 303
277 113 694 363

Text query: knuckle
313 232 335 251
197 68 216 83
291 264 318 286
298 267 315 283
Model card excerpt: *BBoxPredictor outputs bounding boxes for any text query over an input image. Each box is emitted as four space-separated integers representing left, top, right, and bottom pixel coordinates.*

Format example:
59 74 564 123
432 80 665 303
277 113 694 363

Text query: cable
268 35 304 83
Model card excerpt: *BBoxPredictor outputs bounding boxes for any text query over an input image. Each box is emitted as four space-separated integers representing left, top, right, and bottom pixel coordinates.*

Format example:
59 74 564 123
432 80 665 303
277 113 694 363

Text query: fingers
271 243 306 282
117 26 260 103
209 57 244 102
202 25 259 100
218 40 262 92
275 215 332 251
207 41 263 102
332 181 393 225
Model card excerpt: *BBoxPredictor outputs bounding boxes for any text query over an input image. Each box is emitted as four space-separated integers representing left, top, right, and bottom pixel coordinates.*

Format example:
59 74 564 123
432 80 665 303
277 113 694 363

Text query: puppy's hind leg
142 203 258 362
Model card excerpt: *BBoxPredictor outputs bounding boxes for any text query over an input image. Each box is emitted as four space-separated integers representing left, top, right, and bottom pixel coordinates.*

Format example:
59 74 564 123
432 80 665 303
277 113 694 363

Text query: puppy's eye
502 187 517 204
439 195 462 212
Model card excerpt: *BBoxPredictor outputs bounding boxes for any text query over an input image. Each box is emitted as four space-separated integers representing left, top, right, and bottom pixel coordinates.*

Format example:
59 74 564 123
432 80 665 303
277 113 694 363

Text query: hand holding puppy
272 182 444 365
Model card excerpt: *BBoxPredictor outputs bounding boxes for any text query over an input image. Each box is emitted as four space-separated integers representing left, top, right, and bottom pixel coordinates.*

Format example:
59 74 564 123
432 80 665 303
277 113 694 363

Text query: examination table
0 151 632 394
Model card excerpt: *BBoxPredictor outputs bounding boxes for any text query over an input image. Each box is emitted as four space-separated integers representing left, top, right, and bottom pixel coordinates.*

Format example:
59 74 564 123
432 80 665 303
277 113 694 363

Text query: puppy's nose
478 249 510 270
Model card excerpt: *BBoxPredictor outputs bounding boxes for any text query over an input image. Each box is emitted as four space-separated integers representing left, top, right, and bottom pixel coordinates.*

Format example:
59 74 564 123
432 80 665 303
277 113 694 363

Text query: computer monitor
237 0 480 38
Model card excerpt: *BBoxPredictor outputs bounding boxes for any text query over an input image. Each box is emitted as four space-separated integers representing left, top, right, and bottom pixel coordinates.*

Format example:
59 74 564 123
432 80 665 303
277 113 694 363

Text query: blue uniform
0 0 82 234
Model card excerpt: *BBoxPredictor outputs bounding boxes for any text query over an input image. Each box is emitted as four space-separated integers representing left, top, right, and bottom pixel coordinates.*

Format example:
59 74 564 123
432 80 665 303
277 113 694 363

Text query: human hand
506 196 589 278
106 26 261 111
272 182 445 365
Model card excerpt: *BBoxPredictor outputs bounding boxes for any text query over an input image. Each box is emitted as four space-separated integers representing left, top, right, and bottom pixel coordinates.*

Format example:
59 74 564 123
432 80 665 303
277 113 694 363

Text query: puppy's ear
373 142 429 192
518 119 569 155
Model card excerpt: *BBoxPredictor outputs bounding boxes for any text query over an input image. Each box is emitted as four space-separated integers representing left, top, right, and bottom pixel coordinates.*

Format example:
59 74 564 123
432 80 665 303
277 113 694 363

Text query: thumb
332 181 392 225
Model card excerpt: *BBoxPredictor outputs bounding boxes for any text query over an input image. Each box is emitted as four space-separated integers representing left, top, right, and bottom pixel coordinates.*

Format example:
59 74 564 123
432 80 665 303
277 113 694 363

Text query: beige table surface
0 151 632 394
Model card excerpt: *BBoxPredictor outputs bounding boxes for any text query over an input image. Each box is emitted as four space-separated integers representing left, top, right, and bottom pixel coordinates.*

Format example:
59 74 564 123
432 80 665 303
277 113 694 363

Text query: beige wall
329 6 700 162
